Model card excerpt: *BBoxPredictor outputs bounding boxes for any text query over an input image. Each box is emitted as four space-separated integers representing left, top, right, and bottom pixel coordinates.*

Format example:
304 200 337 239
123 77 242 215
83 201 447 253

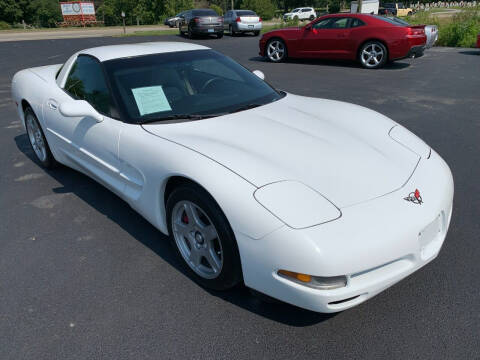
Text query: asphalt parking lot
1 34 479 359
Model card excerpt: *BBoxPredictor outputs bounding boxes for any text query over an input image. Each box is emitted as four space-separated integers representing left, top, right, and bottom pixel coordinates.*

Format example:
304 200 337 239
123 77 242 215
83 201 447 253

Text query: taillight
236 16 241 22
218 17 223 22
194 17 200 23
259 17 262 22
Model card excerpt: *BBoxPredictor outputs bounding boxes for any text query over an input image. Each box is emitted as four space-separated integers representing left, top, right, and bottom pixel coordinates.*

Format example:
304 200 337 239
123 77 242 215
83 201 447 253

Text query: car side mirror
59 100 104 123
252 70 265 80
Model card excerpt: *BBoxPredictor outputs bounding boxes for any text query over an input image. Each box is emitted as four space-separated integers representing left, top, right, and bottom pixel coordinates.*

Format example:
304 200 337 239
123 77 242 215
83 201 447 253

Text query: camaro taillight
278 270 348 290
236 16 241 22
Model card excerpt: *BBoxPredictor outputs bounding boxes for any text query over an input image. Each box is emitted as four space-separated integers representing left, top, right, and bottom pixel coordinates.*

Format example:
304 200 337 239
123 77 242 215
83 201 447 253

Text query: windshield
292 9 300 12
375 16 404 26
193 9 218 16
102 50 283 124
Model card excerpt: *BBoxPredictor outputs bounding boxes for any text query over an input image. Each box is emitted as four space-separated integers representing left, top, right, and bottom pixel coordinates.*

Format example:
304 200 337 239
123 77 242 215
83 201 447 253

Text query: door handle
47 99 58 110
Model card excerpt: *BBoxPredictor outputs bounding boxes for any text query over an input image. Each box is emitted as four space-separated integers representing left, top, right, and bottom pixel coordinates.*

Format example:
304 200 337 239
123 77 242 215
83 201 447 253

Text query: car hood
143 94 420 208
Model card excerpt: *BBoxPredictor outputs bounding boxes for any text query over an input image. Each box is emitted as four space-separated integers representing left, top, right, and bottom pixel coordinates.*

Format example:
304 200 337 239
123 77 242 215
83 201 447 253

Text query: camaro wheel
166 184 242 291
25 107 56 168
266 39 287 62
359 41 388 69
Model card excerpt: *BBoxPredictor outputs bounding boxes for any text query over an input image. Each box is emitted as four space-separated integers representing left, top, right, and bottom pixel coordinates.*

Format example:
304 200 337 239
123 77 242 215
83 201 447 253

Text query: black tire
293 15 299 21
166 183 243 291
229 24 236 36
24 107 57 169
309 15 315 20
358 41 388 69
217 32 223 39
187 25 194 39
254 30 260 36
265 38 287 62
408 11 413 15
179 26 183 36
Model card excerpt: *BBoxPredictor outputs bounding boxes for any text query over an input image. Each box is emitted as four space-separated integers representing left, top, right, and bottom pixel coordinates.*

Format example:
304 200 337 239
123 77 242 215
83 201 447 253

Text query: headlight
254 180 341 229
389 125 431 159
278 270 347 290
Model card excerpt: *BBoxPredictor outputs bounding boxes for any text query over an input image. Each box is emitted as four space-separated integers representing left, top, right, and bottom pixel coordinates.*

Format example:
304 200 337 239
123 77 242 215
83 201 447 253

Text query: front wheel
166 184 243 291
359 41 388 69
25 107 57 168
266 39 287 62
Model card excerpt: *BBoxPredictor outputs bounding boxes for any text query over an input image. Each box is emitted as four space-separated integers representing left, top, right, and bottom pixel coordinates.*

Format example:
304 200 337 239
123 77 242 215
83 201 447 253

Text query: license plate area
418 213 444 260
248 25 254 29
208 28 214 33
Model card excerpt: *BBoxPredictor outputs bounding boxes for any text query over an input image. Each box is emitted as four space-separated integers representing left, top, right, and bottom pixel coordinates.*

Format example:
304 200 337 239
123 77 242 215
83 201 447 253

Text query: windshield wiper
140 113 226 124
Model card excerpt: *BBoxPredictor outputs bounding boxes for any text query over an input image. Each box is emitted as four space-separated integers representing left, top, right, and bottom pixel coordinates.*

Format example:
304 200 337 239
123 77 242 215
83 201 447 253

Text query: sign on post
59 2 97 26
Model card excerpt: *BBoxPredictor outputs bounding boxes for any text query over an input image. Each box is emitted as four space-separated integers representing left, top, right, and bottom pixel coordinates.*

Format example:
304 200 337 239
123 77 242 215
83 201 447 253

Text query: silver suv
223 9 262 36
283 7 317 21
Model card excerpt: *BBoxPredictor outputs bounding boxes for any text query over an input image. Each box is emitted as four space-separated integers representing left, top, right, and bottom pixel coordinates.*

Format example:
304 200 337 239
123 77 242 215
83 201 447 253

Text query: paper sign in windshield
132 86 172 116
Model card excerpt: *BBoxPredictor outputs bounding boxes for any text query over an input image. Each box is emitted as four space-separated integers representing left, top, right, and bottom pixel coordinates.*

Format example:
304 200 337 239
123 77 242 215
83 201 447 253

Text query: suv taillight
194 17 200 23
259 17 262 22
236 16 241 22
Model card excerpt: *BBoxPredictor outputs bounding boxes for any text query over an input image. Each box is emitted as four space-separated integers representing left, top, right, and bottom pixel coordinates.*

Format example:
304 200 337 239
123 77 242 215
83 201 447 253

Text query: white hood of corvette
144 94 420 208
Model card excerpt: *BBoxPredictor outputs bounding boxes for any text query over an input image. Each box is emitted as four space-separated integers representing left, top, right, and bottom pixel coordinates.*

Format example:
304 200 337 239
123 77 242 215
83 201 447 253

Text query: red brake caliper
182 211 189 224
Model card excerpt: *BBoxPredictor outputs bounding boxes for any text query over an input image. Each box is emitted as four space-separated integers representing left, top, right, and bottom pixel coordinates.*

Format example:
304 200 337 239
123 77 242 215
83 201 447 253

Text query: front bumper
234 22 262 32
237 149 454 313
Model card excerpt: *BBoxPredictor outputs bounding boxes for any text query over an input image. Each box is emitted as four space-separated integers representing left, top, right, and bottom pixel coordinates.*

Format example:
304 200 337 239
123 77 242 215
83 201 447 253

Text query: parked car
283 7 316 21
381 2 414 16
477 32 480 48
164 12 185 28
179 9 224 38
223 9 262 36
388 16 437 48
11 41 453 313
260 14 426 69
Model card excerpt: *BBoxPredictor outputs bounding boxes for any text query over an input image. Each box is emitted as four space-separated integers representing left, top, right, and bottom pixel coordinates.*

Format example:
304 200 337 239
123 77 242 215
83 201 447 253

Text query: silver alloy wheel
26 113 47 162
172 200 223 279
361 43 384 68
267 40 285 62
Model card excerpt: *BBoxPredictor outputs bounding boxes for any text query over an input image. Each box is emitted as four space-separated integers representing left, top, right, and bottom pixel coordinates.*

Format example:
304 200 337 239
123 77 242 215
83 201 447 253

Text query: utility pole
358 0 363 13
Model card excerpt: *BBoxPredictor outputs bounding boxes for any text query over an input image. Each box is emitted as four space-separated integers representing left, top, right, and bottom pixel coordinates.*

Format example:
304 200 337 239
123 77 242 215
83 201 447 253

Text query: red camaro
259 14 426 69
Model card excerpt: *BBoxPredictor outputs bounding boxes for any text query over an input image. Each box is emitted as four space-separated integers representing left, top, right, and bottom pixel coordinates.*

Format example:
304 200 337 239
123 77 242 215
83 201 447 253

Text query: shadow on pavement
15 133 334 327
249 56 411 70
458 50 480 56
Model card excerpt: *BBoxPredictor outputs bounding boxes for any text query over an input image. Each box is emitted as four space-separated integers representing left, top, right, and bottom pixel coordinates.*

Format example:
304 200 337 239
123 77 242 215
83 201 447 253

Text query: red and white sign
60 2 96 25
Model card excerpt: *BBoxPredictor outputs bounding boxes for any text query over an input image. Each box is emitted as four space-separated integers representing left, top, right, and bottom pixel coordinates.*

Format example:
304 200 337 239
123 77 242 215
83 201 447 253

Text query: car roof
80 42 210 62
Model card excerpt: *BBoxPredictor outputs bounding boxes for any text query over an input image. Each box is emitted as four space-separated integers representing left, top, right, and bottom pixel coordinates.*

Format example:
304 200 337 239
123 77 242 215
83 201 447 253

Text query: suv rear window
192 9 218 16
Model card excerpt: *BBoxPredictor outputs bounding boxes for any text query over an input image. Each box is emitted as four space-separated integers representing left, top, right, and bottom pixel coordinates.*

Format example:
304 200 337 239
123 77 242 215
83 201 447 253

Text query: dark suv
179 9 224 39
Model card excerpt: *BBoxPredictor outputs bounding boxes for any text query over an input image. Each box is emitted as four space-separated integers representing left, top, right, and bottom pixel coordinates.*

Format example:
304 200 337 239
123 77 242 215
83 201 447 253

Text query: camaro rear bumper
237 149 454 313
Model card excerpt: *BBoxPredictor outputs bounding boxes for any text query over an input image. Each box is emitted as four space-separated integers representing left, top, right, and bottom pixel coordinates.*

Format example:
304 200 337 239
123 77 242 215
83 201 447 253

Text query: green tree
240 0 276 19
0 0 23 23
28 0 62 27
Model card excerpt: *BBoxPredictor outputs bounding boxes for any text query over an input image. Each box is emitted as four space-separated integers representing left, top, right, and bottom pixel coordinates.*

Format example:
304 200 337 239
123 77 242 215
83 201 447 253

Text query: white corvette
11 42 454 313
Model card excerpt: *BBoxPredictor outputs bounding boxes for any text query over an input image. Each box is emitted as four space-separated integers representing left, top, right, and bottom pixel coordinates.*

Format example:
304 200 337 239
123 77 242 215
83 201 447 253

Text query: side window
64 55 114 116
327 17 349 29
302 8 310 12
313 18 332 29
350 18 365 28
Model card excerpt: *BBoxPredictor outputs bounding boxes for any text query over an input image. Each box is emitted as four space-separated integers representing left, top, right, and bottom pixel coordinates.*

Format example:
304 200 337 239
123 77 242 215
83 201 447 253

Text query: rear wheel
254 30 260 36
229 24 236 36
266 38 287 62
309 15 315 20
359 41 388 69
217 32 223 39
187 25 194 39
24 107 56 168
166 184 242 291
